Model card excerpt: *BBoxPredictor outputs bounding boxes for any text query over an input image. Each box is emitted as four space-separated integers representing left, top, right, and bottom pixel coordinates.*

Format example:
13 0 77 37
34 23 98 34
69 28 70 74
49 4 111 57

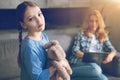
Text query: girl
69 10 116 80
16 1 56 80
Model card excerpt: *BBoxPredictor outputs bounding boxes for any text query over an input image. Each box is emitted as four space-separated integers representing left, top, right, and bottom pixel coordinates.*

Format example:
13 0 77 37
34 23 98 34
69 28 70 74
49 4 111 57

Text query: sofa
0 27 120 80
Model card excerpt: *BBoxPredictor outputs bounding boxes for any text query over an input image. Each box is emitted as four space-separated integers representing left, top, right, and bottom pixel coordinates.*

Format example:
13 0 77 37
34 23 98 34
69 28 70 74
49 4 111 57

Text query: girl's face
21 6 45 33
88 15 98 33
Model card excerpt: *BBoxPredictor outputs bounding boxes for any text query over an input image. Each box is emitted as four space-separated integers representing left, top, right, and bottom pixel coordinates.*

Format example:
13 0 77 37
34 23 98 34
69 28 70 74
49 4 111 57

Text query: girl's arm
22 47 53 80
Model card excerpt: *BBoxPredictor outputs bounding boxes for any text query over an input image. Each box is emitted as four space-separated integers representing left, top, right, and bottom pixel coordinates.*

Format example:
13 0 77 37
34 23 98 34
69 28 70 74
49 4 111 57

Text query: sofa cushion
48 34 72 52
0 39 20 78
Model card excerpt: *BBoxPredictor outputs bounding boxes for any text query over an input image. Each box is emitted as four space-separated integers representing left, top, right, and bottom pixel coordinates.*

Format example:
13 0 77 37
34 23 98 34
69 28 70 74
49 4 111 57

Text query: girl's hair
16 1 39 67
81 9 108 43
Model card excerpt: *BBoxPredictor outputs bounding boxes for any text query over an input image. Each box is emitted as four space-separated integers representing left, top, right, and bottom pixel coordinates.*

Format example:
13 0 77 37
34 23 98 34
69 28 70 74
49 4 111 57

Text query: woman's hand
75 51 84 58
103 51 116 64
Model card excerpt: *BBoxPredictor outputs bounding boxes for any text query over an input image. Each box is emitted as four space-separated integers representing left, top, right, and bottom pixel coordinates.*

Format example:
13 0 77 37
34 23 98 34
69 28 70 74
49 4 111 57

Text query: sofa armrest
101 52 120 77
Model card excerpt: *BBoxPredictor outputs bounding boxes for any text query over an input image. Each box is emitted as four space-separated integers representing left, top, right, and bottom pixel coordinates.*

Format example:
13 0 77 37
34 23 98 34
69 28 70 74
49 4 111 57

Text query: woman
69 9 116 80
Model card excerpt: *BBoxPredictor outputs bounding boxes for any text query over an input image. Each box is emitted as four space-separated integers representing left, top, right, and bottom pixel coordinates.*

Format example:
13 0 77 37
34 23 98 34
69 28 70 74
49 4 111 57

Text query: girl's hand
103 51 116 64
56 73 62 80
49 66 56 77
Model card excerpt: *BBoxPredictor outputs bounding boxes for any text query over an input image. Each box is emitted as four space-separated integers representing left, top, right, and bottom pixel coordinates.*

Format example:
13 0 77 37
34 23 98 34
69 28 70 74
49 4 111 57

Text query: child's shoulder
42 32 47 36
42 32 50 41
42 32 48 37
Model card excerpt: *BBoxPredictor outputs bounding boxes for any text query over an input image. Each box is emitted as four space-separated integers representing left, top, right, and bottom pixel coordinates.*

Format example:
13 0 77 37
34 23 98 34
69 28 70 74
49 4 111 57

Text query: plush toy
44 40 72 80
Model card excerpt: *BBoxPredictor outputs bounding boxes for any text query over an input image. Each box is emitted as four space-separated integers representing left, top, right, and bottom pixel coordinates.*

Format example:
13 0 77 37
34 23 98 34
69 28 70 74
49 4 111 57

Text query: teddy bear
43 40 72 80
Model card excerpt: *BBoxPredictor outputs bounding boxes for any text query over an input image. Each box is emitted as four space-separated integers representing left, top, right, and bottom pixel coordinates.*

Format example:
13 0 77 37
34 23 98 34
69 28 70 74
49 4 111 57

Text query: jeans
70 62 108 80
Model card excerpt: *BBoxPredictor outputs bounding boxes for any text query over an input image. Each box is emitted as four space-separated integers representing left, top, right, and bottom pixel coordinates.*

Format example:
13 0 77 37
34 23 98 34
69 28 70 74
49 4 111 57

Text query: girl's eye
38 13 42 17
38 13 40 17
28 18 33 22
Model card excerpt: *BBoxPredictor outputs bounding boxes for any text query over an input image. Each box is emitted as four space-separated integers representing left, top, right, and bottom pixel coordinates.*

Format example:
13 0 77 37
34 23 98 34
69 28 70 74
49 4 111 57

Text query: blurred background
0 0 120 51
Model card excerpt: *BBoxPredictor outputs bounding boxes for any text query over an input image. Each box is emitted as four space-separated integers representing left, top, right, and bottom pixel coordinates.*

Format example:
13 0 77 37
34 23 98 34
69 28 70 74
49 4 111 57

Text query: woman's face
21 6 45 33
88 15 98 33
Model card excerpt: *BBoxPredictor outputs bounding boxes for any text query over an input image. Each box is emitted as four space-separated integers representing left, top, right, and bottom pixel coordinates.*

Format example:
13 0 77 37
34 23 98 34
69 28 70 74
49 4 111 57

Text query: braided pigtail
18 26 22 67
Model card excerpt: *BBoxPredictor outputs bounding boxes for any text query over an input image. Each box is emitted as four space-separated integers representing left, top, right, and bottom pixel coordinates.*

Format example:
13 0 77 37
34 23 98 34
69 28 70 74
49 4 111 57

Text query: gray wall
0 0 90 9
0 0 46 9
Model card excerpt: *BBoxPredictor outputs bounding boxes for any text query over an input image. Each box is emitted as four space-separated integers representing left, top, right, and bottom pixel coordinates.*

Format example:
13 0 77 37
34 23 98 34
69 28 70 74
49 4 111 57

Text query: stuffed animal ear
51 40 59 45
47 46 62 60
47 44 66 61
43 40 59 49
43 42 53 49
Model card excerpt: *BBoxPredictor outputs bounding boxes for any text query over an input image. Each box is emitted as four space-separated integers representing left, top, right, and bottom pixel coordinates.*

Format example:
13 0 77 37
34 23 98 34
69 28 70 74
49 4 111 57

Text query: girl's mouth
38 24 43 28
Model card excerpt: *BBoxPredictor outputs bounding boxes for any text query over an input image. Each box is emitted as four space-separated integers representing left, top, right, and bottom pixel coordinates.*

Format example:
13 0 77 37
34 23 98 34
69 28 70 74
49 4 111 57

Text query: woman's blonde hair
81 9 108 43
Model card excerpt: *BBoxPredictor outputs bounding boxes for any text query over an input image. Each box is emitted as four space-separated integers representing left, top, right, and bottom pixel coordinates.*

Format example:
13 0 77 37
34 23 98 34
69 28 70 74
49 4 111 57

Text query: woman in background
69 9 116 80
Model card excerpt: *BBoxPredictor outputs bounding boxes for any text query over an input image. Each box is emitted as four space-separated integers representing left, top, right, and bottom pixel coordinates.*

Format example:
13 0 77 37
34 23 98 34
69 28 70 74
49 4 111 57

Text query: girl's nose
36 16 42 24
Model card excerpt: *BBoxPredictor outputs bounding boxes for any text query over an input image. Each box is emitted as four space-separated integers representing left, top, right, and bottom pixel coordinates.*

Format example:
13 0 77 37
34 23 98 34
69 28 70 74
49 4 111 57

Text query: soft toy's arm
64 59 72 75
53 60 71 80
